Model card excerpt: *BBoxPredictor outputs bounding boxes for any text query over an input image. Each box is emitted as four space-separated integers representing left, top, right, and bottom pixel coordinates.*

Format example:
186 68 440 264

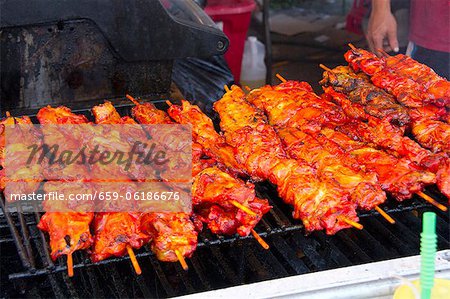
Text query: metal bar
335 232 373 264
263 0 272 84
135 272 155 298
0 197 31 269
290 233 330 271
59 258 80 299
105 264 129 298
269 235 310 274
190 255 212 291
84 266 106 299
351 221 396 260
148 254 175 297
175 266 195 294
200 233 240 286
363 217 417 256
16 204 36 269
314 232 352 267
31 225 65 298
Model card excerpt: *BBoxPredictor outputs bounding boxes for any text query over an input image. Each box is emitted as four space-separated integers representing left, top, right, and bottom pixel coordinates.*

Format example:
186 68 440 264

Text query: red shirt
409 0 450 52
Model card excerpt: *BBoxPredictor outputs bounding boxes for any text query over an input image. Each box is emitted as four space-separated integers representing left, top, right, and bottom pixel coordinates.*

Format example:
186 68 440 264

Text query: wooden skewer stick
175 249 189 271
251 229 270 250
229 202 268 249
319 64 334 73
67 253 74 277
126 245 142 275
417 191 448 212
276 73 287 83
374 206 395 224
244 85 251 91
348 43 357 50
230 200 257 216
165 100 173 107
224 85 231 92
340 217 363 230
377 48 390 58
5 111 11 117
126 94 140 105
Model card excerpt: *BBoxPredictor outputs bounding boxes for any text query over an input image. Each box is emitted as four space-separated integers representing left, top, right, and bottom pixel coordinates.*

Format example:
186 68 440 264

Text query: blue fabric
411 45 450 80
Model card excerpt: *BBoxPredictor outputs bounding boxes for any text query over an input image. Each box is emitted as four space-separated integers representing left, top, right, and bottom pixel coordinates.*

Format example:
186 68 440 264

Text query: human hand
366 1 399 55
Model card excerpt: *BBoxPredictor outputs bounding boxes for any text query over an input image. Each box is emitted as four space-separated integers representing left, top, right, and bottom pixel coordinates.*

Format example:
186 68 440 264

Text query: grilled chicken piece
246 82 387 209
38 212 94 260
344 48 449 108
213 85 358 235
247 80 439 201
90 102 151 261
0 114 42 194
192 167 271 236
140 212 197 262
130 100 199 262
167 100 246 177
277 126 386 210
131 99 270 239
322 88 449 200
35 106 95 260
320 128 436 201
320 65 411 126
320 66 450 153
91 212 150 262
37 106 90 124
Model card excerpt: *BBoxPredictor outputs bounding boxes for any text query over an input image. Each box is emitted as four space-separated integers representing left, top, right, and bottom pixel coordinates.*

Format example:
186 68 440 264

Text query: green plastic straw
420 212 437 299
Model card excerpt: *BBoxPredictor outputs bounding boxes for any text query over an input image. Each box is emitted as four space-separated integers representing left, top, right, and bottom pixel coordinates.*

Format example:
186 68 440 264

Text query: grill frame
1 102 449 298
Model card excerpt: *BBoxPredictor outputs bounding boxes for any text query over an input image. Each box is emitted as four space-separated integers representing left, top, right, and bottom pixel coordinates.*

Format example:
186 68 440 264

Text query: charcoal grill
1 0 450 298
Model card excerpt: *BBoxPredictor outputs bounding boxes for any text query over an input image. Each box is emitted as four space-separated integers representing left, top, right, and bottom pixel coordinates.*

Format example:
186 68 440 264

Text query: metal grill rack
1 183 449 297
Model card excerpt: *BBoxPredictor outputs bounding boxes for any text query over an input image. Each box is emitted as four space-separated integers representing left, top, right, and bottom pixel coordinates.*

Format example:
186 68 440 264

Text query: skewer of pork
247 78 442 208
320 86 449 203
245 83 390 216
36 106 95 277
89 102 152 274
129 97 271 248
167 88 361 234
344 44 450 108
319 65 450 153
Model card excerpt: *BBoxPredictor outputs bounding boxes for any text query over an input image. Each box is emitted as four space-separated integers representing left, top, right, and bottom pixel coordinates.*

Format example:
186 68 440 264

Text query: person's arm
366 0 399 55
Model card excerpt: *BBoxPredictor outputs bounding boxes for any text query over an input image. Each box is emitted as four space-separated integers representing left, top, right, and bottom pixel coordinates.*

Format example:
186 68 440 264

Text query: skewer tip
417 191 448 212
230 200 257 216
319 64 334 73
340 216 363 230
348 43 357 50
374 206 396 224
67 253 74 277
251 229 270 250
377 48 390 58
244 85 251 91
175 249 189 271
126 245 142 275
165 100 173 107
275 73 287 83
224 85 231 92
126 94 140 105
5 111 11 117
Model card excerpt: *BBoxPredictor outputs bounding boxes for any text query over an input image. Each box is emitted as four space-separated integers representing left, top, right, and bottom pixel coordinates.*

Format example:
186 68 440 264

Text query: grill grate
1 103 449 298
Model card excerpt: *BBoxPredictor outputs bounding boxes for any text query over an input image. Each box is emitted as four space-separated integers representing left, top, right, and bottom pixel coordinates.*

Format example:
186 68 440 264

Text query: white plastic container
240 36 266 89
